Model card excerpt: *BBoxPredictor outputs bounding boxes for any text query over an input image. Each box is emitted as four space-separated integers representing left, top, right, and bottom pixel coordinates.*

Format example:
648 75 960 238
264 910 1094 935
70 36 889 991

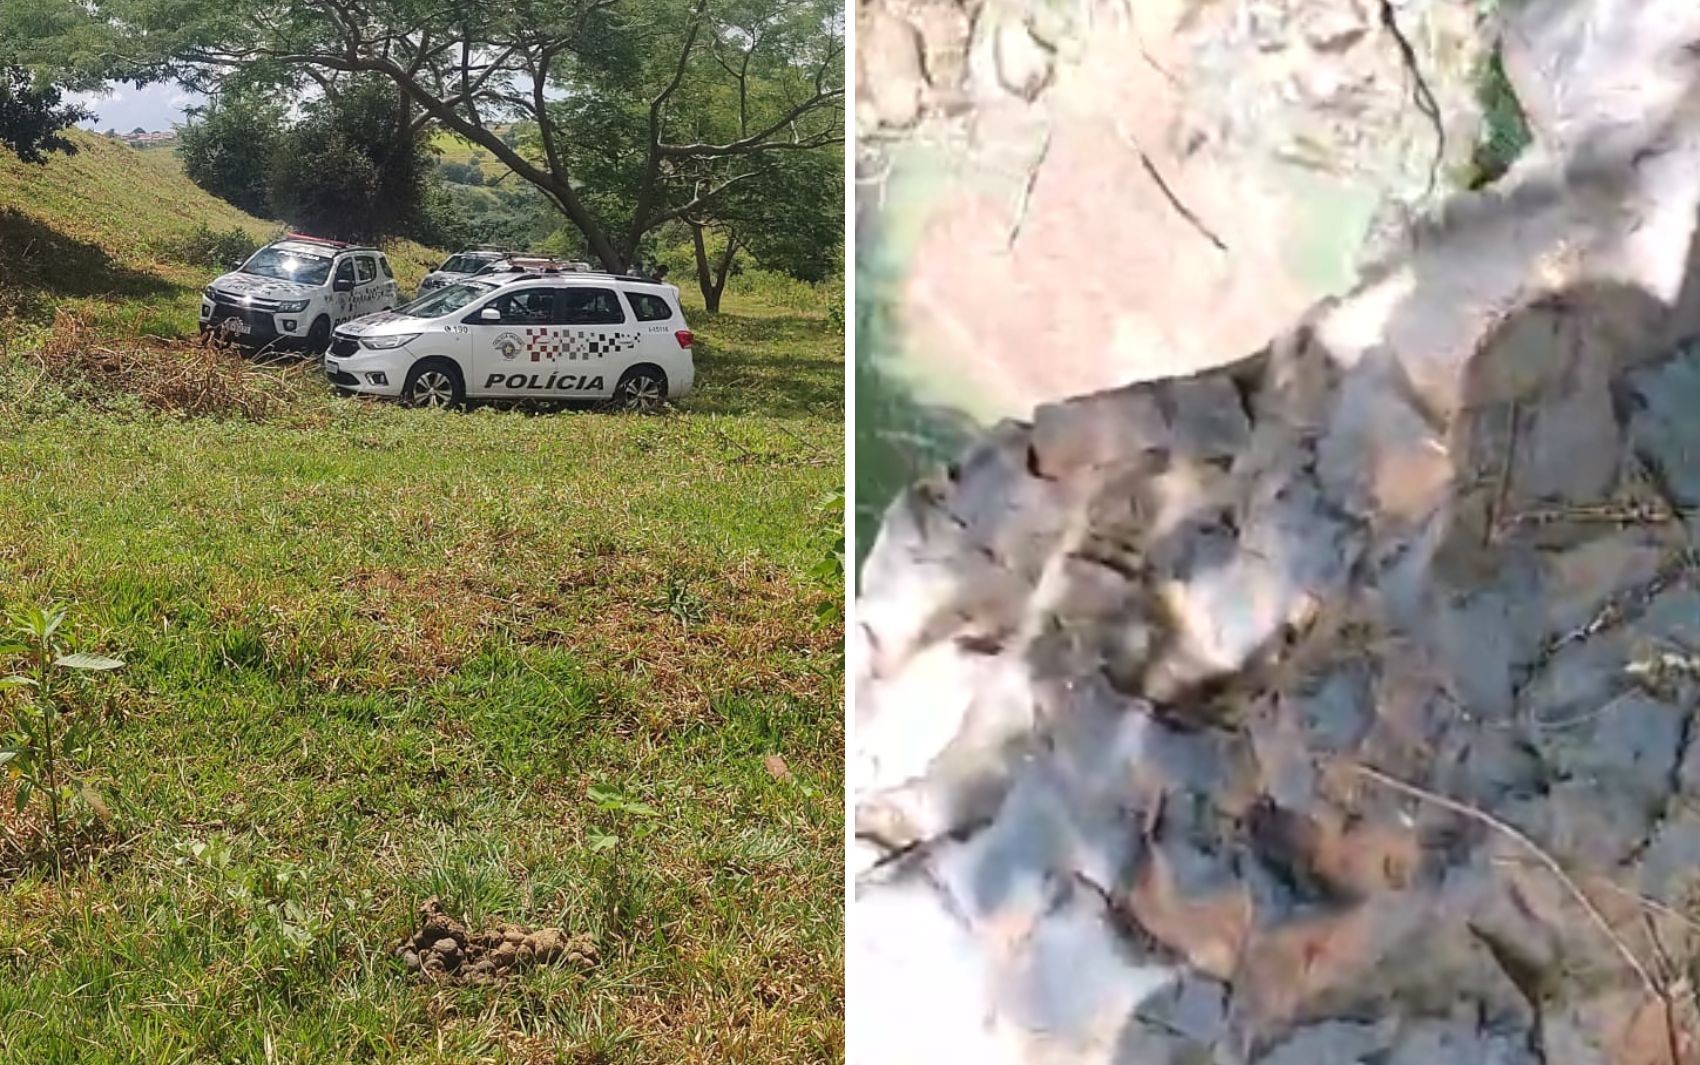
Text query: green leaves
2 601 125 875
15 603 68 642
54 652 124 671
587 784 660 818
585 784 662 854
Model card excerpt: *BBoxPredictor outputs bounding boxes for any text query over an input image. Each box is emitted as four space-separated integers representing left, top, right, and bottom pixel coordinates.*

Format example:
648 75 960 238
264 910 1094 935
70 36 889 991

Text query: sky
68 82 205 133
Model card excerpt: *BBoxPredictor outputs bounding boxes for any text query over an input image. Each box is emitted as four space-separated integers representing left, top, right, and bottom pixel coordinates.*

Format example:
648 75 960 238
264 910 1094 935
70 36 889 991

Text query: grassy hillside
0 137 846 1062
0 133 444 340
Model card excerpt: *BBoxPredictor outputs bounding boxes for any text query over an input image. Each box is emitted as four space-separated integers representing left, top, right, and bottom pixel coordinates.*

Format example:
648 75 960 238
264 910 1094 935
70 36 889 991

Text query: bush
178 93 286 217
172 224 263 269
738 268 841 315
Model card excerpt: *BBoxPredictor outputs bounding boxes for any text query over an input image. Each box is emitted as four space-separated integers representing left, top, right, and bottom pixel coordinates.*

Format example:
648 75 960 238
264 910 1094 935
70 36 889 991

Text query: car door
349 254 384 318
553 286 636 399
376 255 399 307
466 287 562 397
330 257 357 323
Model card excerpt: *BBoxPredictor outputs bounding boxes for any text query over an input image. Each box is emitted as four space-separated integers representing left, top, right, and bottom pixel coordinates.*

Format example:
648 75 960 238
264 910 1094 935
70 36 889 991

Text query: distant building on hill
120 130 179 148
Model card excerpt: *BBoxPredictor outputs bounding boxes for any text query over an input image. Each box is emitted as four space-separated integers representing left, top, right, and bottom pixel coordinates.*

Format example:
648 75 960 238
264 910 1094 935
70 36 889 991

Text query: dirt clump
395 898 597 983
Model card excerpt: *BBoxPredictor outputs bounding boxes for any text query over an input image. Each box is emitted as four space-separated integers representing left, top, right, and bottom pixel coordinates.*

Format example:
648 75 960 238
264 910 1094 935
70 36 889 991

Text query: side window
559 287 625 325
355 256 377 284
483 288 556 325
335 258 356 285
624 291 673 322
379 256 394 279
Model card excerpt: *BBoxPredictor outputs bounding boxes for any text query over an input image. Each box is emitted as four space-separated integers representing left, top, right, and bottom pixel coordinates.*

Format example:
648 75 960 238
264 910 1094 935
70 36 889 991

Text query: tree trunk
690 223 740 313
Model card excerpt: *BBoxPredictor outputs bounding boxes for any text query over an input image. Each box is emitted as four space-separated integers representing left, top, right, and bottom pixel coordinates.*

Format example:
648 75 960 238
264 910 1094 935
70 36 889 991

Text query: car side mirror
230 258 244 270
479 306 501 322
333 278 354 293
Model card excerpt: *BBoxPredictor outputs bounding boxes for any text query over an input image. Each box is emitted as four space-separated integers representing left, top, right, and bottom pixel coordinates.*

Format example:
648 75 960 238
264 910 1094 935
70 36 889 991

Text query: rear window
625 291 674 322
379 256 394 279
560 288 625 325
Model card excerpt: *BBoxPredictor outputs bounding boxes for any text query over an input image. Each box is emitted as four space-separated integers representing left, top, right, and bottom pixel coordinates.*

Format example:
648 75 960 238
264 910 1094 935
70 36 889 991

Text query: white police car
416 248 510 293
200 234 400 352
324 271 695 410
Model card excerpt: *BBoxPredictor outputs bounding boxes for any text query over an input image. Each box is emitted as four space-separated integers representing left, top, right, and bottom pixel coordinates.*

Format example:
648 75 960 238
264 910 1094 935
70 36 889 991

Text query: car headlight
203 286 218 299
275 299 310 313
359 333 420 350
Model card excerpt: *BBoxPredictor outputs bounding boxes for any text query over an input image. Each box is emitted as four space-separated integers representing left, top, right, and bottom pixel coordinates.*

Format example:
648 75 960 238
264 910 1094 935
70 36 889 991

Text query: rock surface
854 1 1700 1061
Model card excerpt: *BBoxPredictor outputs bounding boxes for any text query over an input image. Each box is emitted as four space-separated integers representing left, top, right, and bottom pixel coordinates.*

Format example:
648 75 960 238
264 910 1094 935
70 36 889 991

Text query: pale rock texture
854 0 1700 1061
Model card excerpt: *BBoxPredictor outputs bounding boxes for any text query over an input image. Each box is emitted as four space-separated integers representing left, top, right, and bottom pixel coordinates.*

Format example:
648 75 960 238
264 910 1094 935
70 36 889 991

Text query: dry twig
1351 762 1659 997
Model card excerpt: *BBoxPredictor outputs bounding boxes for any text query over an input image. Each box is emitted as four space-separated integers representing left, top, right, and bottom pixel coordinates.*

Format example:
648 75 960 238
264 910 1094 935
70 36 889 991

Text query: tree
682 148 839 310
178 91 286 215
29 0 843 272
177 78 431 240
0 65 89 163
268 78 432 240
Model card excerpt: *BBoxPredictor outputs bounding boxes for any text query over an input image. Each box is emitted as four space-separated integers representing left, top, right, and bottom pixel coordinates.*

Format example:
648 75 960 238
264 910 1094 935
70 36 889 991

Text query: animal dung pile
395 898 597 983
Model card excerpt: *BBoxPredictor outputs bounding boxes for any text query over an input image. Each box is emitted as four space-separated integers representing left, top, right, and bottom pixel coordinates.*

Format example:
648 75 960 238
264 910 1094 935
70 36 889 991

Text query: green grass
0 275 845 1062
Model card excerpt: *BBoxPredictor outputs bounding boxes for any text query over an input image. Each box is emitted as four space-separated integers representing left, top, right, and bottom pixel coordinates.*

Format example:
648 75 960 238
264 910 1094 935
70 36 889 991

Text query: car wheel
611 366 667 413
305 316 332 355
402 359 464 410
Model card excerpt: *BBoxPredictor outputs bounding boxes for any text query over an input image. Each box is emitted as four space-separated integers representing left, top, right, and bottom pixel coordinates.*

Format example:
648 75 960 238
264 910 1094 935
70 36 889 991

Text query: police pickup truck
324 269 694 410
200 234 400 353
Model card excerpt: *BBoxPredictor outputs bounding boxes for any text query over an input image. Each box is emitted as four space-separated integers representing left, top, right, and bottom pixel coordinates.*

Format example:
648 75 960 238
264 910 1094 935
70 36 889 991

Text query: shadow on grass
684 310 843 419
0 208 178 324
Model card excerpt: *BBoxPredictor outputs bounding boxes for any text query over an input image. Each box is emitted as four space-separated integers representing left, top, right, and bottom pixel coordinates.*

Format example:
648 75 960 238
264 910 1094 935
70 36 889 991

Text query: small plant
810 486 845 626
585 784 660 852
1463 45 1532 190
659 580 708 631
0 604 123 875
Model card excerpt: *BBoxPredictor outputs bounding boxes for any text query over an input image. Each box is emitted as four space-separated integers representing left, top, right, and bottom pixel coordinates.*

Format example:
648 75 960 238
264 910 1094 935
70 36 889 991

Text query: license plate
221 317 251 336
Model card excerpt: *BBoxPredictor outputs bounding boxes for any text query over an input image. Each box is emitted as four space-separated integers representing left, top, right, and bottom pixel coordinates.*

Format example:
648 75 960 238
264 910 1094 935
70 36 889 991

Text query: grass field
0 137 845 1063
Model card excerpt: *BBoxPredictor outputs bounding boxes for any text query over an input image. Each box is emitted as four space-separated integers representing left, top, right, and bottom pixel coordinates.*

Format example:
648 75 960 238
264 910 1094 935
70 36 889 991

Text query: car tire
610 365 668 413
305 316 332 356
402 359 465 410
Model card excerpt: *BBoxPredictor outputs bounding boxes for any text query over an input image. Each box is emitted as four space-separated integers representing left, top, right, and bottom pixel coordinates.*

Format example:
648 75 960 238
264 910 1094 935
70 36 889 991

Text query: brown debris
12 311 293 420
394 898 597 983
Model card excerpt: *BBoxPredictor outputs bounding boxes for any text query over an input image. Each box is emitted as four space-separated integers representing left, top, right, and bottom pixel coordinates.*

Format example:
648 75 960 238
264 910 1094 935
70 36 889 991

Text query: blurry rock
854 2 1700 1060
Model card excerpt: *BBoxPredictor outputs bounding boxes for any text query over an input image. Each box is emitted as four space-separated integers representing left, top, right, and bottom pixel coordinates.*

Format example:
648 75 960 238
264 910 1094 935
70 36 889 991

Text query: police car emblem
495 332 524 361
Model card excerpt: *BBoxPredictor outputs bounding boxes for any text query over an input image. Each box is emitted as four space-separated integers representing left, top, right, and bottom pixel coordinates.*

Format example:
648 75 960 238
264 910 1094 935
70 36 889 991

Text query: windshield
241 247 332 286
397 281 497 319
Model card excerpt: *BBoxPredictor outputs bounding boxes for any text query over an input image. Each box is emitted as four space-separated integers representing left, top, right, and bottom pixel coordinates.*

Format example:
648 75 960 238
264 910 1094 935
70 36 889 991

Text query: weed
0 604 123 876
1464 45 1533 189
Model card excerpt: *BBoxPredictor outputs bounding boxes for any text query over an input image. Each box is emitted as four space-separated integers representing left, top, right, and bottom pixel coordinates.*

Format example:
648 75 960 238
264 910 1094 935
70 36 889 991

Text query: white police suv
200 234 400 352
416 248 510 293
323 270 695 410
